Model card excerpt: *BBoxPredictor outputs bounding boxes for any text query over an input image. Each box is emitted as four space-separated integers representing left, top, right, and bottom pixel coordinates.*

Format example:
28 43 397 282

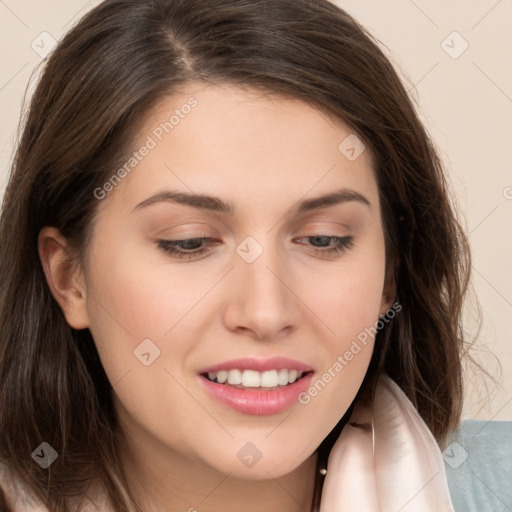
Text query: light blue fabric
444 419 512 511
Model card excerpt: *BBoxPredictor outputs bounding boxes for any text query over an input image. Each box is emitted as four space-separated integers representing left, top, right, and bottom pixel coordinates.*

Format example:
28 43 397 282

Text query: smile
203 368 307 389
197 357 315 415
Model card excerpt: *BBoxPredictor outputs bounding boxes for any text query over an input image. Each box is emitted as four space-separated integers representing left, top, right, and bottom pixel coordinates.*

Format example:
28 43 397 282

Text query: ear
38 226 90 329
379 252 397 316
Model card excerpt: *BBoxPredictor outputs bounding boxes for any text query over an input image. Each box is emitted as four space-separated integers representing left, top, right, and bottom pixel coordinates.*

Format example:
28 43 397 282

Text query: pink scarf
320 373 456 511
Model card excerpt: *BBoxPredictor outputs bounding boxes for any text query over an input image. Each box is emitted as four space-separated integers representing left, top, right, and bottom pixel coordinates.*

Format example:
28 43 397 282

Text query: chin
204 446 312 480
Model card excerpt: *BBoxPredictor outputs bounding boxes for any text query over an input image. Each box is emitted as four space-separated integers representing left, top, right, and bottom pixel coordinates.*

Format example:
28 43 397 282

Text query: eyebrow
132 188 371 215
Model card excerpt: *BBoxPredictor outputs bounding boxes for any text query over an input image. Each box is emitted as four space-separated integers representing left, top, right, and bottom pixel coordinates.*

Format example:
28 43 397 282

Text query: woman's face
61 82 393 478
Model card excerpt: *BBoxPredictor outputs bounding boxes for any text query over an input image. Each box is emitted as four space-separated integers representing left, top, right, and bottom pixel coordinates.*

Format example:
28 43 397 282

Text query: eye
157 237 219 260
294 235 354 258
156 235 354 261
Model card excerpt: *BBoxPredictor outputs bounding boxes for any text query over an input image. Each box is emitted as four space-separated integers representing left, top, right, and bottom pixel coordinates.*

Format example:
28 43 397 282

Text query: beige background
0 1 510 420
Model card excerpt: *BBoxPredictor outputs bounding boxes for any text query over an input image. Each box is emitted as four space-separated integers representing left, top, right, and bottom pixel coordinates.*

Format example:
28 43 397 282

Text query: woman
0 0 472 510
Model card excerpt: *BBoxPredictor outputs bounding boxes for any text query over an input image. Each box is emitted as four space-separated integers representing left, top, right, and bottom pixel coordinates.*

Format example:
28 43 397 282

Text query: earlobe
38 227 90 329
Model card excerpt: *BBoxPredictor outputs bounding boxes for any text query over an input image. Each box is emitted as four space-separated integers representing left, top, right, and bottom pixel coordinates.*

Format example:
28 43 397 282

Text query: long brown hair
0 0 473 510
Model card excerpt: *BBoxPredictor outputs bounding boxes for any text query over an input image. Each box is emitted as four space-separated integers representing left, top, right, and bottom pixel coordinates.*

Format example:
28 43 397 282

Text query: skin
39 82 395 512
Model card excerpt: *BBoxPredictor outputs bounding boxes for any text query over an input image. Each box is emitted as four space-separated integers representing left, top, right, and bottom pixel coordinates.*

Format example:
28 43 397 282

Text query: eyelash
157 235 354 260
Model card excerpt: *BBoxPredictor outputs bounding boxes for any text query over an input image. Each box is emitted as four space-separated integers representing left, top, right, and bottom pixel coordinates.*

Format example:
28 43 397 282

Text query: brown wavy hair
0 0 473 510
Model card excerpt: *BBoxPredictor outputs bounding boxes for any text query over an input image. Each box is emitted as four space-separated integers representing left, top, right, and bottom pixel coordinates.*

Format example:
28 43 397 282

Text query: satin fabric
320 373 456 511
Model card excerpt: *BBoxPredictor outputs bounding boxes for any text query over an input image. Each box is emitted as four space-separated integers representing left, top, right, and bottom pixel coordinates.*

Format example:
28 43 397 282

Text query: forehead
104 82 379 217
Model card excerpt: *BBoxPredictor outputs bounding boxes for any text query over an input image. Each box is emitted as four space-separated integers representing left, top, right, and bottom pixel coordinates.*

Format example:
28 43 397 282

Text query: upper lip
198 356 314 374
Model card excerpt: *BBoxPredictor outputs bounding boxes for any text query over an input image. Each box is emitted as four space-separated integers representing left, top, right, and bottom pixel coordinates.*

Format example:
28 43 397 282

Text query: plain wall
0 0 510 420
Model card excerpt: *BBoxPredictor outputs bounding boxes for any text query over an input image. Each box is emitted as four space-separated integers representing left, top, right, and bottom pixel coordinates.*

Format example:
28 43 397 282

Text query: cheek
86 238 207 339
84 248 211 446
83 240 171 378
306 242 386 343
298 231 386 419
296 260 384 438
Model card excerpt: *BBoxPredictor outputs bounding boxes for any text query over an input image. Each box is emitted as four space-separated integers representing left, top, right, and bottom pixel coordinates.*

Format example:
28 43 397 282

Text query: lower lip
198 372 314 415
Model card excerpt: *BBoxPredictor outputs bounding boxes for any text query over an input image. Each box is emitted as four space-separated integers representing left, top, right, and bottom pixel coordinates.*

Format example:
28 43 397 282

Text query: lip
198 371 314 415
197 356 314 374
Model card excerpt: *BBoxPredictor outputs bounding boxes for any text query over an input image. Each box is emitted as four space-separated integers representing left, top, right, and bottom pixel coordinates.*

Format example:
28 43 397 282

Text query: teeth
208 371 230 383
241 370 260 387
227 369 242 385
261 370 279 387
277 369 289 386
205 368 305 388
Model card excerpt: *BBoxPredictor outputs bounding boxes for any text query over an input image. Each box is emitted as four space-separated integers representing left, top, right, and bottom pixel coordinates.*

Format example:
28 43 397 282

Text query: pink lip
197 356 314 374
198 371 314 415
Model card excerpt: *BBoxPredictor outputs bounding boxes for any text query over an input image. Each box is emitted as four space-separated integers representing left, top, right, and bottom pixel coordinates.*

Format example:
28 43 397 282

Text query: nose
222 239 301 340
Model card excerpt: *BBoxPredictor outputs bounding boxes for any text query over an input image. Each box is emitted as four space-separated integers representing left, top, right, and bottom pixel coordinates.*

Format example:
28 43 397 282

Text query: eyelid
298 221 351 235
153 223 213 238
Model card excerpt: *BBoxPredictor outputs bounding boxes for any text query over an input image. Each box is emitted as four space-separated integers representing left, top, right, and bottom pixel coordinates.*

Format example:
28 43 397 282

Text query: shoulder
444 419 512 512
